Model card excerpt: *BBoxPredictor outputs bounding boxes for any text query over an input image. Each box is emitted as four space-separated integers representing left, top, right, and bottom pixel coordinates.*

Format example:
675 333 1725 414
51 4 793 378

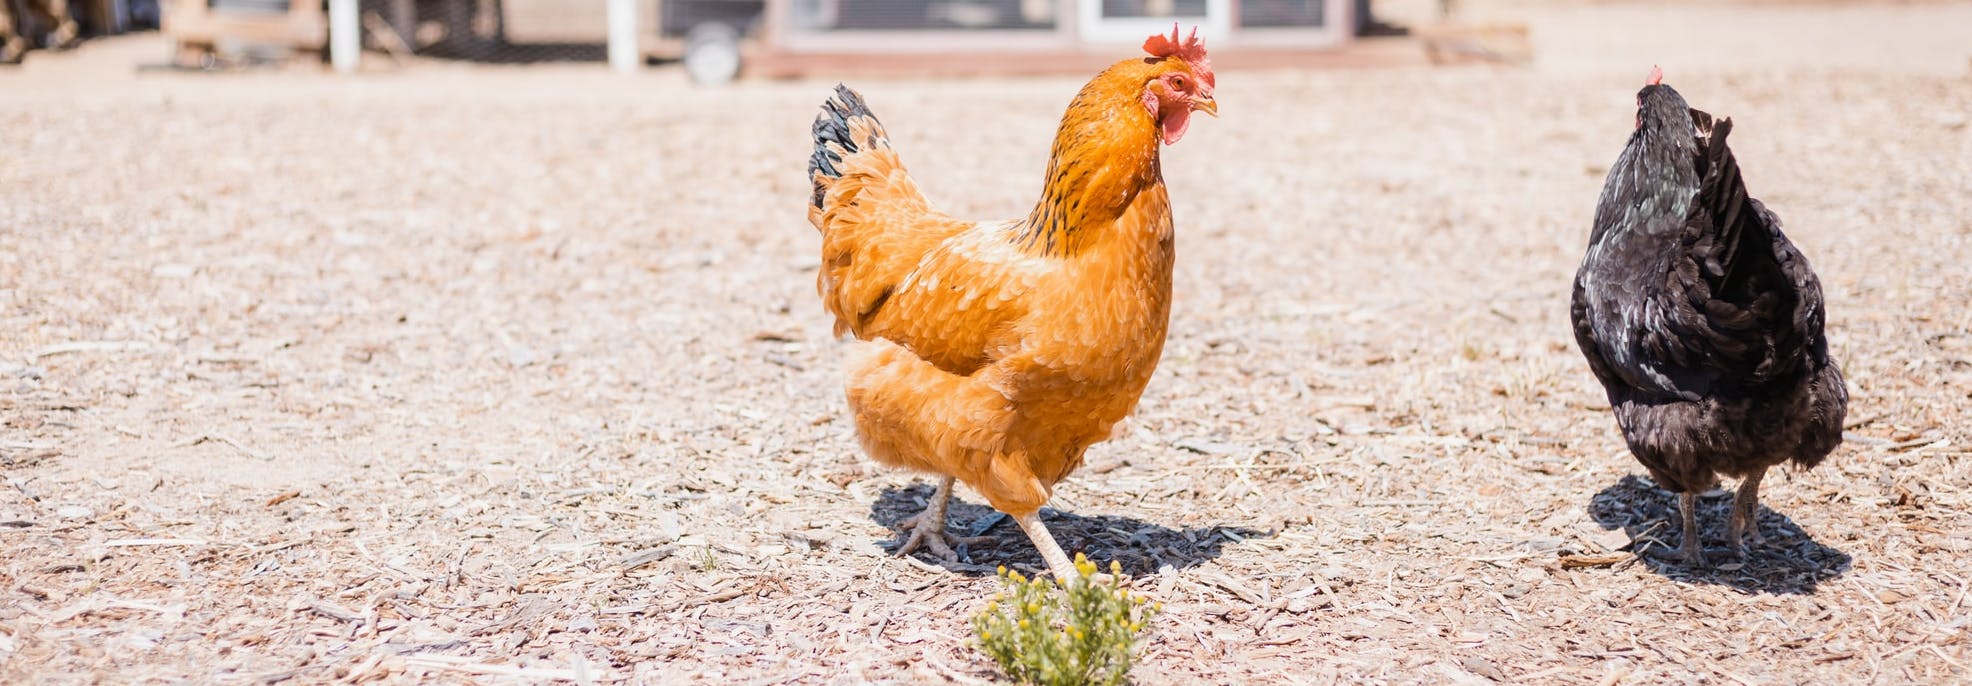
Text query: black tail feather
1695 115 1770 298
809 84 878 208
1696 115 1743 234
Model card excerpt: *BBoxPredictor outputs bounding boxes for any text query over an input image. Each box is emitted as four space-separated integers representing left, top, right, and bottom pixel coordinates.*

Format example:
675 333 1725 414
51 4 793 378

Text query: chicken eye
1170 75 1186 90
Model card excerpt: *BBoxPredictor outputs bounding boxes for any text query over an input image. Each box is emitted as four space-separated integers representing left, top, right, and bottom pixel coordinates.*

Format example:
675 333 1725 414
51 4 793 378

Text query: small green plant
972 554 1161 686
696 546 718 571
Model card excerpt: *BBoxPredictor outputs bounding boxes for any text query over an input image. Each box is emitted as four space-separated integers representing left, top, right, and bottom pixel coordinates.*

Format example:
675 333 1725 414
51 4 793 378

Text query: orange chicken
805 26 1217 582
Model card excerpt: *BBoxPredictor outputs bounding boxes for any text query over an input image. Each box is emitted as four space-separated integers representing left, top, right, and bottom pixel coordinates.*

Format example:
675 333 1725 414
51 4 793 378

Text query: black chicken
1570 68 1847 566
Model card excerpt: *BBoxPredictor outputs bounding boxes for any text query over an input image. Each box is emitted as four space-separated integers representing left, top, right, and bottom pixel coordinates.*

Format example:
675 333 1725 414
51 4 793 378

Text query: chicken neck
1015 64 1166 258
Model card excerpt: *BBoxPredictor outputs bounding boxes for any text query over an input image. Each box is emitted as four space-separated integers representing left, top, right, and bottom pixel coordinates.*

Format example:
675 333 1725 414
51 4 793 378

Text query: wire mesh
358 0 608 64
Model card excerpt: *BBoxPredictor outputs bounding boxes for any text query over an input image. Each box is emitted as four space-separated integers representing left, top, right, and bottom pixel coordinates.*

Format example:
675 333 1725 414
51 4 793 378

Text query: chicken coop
740 0 1356 78
160 0 1358 79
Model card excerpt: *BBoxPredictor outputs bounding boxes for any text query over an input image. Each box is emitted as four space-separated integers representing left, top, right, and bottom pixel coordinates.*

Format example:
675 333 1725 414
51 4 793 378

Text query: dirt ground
4 2 1972 684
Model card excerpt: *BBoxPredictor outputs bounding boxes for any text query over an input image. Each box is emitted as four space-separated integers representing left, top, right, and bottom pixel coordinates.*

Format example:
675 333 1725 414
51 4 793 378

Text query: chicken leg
1727 467 1768 557
892 476 989 560
1674 490 1705 566
1013 510 1081 585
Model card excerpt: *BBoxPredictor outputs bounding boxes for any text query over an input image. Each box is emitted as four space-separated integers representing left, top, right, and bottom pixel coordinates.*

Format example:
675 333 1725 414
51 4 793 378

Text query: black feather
808 84 883 209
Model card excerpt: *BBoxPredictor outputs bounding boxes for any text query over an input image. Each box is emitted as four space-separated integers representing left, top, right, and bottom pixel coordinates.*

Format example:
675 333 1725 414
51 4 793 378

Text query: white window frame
1075 0 1233 46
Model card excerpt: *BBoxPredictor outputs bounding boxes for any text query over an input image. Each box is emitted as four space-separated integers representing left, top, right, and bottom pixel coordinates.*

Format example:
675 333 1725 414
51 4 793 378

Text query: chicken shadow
871 483 1269 577
1588 475 1850 594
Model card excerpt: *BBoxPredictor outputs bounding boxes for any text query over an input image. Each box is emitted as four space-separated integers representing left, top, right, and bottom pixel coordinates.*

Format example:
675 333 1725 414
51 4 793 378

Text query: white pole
329 0 360 73
607 0 638 74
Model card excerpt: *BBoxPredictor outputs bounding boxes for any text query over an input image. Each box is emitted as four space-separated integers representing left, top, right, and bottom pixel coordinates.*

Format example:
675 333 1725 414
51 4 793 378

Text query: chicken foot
1727 467 1769 557
1674 490 1705 567
892 476 991 561
1013 511 1082 585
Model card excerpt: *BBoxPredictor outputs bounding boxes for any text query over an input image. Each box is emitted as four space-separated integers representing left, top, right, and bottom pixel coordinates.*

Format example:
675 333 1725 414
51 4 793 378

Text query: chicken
805 26 1217 582
1570 67 1846 566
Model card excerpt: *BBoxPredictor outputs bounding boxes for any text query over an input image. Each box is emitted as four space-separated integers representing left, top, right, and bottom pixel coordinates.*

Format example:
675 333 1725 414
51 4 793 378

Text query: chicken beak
1192 96 1218 118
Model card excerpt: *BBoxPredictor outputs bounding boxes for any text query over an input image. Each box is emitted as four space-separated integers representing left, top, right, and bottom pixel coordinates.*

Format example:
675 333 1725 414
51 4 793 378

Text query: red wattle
1161 107 1191 145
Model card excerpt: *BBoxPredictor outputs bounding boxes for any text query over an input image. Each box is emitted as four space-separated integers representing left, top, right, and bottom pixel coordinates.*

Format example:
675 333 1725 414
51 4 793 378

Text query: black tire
683 22 741 85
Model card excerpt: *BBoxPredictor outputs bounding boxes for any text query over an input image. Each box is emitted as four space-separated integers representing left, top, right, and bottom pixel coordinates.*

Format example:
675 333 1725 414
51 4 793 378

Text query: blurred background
4 0 1963 82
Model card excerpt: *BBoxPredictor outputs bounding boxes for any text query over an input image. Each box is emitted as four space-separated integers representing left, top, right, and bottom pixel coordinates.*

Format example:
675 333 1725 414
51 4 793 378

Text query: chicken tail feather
806 85 956 338
1696 116 1754 285
809 84 891 210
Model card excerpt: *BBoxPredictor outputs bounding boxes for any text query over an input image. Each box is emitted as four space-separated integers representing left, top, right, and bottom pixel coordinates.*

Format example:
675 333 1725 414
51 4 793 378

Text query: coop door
1077 0 1230 44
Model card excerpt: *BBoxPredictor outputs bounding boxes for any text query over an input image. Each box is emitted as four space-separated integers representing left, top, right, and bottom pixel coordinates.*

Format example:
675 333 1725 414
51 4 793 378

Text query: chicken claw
891 477 990 561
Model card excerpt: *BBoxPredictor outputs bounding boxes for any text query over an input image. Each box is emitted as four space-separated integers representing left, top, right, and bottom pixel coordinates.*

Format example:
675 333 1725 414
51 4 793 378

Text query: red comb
1144 23 1214 88
1646 65 1663 86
